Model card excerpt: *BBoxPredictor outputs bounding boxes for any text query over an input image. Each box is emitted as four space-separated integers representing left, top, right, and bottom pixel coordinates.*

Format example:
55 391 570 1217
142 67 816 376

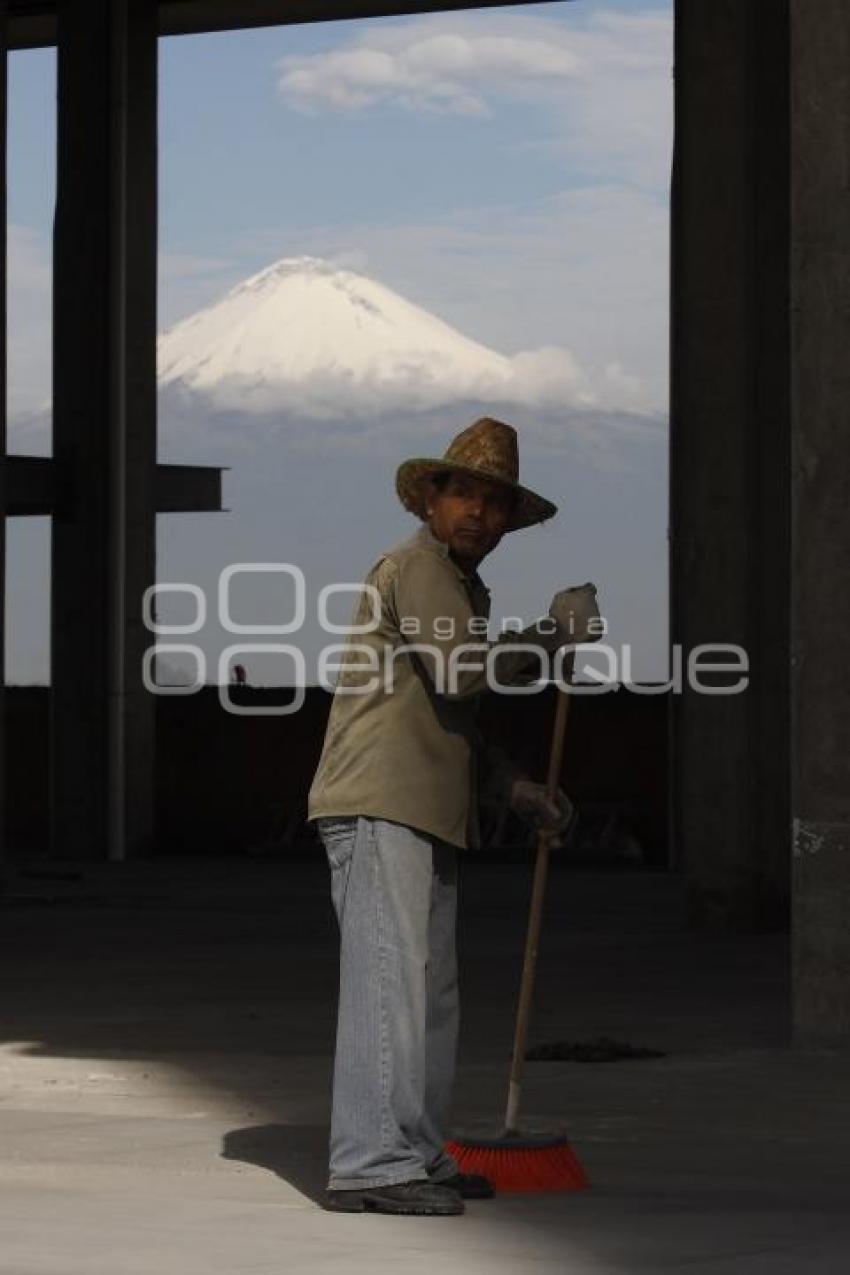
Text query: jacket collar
414 522 491 599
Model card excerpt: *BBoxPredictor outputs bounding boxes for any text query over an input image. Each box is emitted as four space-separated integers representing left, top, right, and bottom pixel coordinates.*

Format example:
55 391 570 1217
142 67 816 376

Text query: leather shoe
324 1179 464 1215
435 1172 495 1199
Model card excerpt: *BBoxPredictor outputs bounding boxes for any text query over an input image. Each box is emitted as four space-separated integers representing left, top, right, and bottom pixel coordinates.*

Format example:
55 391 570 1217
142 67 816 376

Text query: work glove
510 778 574 842
548 582 602 645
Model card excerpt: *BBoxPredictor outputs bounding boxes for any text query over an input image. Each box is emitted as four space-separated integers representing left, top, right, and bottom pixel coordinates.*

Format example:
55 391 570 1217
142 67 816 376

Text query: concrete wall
670 0 791 929
5 687 668 863
790 0 850 1044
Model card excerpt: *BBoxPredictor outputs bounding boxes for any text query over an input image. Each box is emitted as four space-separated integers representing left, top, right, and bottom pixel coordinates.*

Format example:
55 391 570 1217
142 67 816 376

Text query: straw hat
395 417 557 533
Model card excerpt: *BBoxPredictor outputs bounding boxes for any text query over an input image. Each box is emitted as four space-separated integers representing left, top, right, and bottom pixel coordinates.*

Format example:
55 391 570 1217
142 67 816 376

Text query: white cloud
277 30 579 117
158 334 603 424
275 7 672 172
161 347 609 421
7 222 51 290
275 8 672 193
555 10 673 189
155 261 664 474
157 8 673 427
155 246 656 427
12 189 667 458
215 181 669 414
7 224 53 424
159 252 234 281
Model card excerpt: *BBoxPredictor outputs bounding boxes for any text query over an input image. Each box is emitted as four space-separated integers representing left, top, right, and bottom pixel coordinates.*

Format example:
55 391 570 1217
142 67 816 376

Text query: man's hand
510 779 574 843
548 582 602 645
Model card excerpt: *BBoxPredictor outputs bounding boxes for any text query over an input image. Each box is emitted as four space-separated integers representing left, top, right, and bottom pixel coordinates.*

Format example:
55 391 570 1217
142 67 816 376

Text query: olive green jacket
307 523 566 849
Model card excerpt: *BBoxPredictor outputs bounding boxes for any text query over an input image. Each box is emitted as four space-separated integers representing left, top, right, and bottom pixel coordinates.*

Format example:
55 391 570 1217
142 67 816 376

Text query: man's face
426 471 515 569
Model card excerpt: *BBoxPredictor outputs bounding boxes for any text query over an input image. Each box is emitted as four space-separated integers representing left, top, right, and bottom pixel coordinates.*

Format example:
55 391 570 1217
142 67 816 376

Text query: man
308 417 600 1216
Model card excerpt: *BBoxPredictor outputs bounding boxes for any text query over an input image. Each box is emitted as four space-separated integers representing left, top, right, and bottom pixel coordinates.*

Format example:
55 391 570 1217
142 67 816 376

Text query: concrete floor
1 856 848 1274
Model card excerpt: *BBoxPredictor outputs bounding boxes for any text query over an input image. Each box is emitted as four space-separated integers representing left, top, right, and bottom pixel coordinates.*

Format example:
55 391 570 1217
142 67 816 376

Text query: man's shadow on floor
222 1124 329 1206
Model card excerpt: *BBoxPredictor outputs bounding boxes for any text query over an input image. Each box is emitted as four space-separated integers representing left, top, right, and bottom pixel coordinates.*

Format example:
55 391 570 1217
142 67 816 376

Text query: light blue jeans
317 815 461 1191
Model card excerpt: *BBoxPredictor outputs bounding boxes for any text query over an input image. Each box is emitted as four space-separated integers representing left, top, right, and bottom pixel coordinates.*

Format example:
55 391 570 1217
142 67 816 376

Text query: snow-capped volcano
158 256 518 416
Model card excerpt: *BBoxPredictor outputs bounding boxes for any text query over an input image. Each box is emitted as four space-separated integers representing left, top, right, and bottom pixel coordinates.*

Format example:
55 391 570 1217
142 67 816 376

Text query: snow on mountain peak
154 253 648 424
232 255 346 294
157 255 518 417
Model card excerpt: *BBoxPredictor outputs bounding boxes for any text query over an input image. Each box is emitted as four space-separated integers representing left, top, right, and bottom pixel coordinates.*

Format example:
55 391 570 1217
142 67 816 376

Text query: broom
445 675 590 1192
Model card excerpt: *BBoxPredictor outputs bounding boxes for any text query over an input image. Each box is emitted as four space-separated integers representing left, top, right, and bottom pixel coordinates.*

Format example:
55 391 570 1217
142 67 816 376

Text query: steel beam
3 456 223 516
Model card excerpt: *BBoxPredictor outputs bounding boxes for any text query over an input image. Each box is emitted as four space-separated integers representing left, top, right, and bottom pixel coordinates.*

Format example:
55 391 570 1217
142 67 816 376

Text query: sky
5 0 673 685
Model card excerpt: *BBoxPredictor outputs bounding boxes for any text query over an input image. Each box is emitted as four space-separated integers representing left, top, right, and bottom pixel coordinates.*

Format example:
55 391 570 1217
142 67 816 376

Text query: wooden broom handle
504 669 573 1135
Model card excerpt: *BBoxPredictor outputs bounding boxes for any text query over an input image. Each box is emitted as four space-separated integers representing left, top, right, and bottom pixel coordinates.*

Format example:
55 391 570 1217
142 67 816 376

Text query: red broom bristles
445 1138 589 1193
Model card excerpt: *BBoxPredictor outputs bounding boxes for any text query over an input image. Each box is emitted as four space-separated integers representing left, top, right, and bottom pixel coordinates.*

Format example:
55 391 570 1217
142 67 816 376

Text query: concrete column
670 0 790 929
0 1 7 877
790 1 850 1044
51 0 157 859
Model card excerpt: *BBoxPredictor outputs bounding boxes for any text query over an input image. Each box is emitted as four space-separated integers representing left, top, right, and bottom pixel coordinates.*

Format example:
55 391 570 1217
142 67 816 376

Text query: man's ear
423 476 440 517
